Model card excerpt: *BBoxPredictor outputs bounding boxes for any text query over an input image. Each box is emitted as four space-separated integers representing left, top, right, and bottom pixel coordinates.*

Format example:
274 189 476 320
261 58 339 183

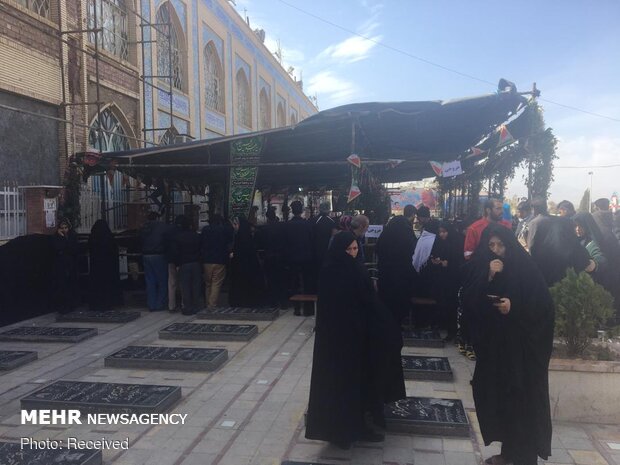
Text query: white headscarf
412 230 436 272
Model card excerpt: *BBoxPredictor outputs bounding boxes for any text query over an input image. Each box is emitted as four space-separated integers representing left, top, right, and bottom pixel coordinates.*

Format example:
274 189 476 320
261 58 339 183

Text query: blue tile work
206 109 226 133
235 55 250 80
202 25 225 134
201 0 315 116
173 117 188 135
202 25 224 64
143 0 153 144
227 32 234 130
192 0 200 138
158 90 190 116
157 111 189 139
156 0 187 33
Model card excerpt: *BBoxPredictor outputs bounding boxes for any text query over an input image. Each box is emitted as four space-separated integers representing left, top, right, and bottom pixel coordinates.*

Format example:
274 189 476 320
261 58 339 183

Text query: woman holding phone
462 223 554 465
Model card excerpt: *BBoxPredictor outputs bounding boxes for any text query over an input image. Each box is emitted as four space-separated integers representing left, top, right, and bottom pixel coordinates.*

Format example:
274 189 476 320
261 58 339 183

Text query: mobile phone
487 295 502 304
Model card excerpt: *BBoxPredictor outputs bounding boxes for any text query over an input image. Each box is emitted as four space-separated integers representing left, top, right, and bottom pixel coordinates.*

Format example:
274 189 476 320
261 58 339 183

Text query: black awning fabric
84 84 529 189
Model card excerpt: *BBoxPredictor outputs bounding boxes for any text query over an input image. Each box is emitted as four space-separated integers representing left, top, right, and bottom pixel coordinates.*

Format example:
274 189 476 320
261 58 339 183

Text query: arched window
236 69 251 128
276 102 286 127
88 107 131 152
88 0 128 60
259 88 271 130
290 109 298 125
156 2 185 92
159 126 179 145
17 0 50 19
204 42 224 113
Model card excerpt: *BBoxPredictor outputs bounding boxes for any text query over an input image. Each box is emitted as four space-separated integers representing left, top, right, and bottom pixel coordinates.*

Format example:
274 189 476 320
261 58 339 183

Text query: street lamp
588 171 594 212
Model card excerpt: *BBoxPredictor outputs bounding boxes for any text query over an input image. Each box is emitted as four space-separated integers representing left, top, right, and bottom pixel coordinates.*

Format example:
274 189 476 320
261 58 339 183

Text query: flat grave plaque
57 310 141 323
0 350 38 370
281 462 338 465
402 329 444 348
402 356 453 381
197 306 279 321
384 397 469 437
0 326 97 343
21 380 181 414
159 322 258 342
105 346 228 371
0 441 102 465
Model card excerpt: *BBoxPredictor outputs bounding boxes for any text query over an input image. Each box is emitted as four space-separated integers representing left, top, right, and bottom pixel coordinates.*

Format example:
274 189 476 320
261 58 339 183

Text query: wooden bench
289 294 318 316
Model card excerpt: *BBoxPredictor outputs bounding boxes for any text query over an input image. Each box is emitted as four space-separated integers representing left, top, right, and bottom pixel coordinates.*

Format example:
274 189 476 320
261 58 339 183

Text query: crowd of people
47 195 619 465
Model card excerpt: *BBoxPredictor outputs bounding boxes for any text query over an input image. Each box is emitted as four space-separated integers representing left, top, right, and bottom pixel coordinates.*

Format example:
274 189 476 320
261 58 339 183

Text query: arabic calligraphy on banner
229 136 263 218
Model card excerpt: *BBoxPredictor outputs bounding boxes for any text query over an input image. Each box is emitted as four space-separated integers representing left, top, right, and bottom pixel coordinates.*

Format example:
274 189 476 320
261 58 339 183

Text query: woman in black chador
462 224 553 465
228 218 266 307
51 218 79 313
88 219 122 311
306 232 404 449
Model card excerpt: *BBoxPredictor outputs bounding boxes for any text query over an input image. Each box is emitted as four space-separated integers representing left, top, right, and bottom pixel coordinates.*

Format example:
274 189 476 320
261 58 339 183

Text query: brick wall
0 2 60 59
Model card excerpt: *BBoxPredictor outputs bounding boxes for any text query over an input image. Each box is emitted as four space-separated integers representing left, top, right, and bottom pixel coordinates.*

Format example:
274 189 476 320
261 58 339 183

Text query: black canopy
84 83 529 189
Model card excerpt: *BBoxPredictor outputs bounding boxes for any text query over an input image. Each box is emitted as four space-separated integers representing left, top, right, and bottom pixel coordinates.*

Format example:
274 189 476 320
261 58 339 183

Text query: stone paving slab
197 307 280 321
0 441 102 465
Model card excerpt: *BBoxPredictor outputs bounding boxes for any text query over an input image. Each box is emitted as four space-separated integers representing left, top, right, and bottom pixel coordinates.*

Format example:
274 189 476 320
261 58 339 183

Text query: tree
578 188 590 213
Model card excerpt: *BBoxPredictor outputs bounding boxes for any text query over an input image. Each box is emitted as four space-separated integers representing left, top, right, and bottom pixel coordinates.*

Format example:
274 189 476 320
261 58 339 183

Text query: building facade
0 0 316 237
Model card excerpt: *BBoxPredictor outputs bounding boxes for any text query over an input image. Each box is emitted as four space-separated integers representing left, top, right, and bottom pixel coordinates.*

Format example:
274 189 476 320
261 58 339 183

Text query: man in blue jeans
141 211 171 311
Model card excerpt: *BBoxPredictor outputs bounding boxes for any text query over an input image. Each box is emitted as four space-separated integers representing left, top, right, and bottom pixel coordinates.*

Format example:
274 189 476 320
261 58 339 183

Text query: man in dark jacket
313 202 337 271
141 212 171 311
171 215 202 315
201 214 233 308
283 200 314 315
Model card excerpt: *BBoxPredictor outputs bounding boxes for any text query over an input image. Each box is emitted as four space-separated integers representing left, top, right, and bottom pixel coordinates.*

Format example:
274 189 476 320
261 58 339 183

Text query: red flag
348 184 361 203
497 125 514 147
347 154 361 168
429 161 443 176
83 151 101 167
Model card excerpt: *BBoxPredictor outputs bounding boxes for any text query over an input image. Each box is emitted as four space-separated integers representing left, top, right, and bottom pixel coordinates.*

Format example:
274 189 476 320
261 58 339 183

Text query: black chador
462 224 553 465
88 220 123 311
376 215 416 325
306 232 404 447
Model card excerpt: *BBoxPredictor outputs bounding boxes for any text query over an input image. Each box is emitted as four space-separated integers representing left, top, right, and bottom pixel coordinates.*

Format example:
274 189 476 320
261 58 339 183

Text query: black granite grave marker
384 397 469 437
197 306 279 321
0 326 97 343
0 350 38 370
57 310 141 323
159 322 258 341
401 356 453 381
105 346 228 371
0 441 102 465
21 380 181 414
281 462 337 465
402 329 444 348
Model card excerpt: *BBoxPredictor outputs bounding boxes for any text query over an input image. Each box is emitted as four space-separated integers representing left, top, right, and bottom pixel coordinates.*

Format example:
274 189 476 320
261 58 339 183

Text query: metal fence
0 183 26 240
77 173 128 233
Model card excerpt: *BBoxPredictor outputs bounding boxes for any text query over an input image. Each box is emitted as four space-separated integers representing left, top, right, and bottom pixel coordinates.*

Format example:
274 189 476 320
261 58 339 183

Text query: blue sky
234 0 620 204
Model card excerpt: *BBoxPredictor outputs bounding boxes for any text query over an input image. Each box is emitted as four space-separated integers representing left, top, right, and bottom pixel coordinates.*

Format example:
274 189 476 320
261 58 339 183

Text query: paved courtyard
0 305 619 465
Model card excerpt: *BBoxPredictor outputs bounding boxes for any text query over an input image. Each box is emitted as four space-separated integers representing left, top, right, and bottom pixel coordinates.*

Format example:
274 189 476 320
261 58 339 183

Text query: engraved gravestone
57 310 141 323
401 356 453 381
384 397 469 437
281 462 338 465
0 350 37 370
0 441 102 465
0 327 97 343
198 306 279 321
159 323 258 341
402 329 444 348
105 346 228 371
21 381 181 414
